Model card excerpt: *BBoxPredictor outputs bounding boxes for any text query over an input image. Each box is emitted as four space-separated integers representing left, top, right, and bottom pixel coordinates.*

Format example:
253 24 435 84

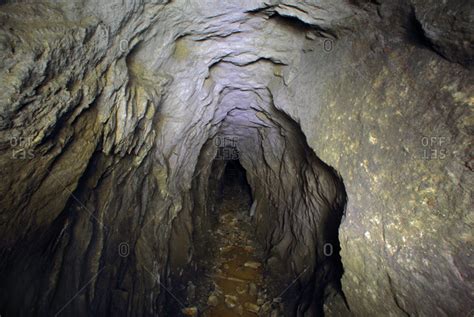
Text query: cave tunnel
0 0 472 317
218 159 252 208
179 97 348 316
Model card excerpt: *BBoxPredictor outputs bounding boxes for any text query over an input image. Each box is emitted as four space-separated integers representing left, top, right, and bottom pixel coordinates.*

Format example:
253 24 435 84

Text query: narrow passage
190 161 284 317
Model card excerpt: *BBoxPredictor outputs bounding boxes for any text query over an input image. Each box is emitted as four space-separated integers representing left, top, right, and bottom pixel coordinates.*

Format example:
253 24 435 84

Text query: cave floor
189 182 282 317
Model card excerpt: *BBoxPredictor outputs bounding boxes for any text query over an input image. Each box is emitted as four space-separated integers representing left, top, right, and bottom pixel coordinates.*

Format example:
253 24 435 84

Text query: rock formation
0 0 472 316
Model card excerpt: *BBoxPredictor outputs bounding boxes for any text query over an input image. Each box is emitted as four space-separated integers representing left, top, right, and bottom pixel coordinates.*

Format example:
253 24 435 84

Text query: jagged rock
412 0 473 67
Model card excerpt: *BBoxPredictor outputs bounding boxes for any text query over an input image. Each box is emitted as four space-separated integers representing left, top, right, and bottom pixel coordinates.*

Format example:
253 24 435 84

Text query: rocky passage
189 164 277 317
0 0 473 316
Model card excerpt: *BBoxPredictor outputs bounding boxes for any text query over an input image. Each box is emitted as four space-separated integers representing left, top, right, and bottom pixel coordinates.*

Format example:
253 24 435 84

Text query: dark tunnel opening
217 159 253 209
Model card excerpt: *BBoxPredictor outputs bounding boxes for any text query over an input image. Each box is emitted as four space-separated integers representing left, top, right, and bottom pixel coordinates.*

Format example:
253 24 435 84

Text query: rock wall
0 0 472 316
277 2 473 316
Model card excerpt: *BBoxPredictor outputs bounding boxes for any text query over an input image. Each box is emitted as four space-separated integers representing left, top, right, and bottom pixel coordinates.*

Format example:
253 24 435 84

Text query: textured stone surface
0 0 472 316
412 0 473 67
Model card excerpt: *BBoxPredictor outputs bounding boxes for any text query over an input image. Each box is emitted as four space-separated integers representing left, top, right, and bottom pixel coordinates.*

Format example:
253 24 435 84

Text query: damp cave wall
0 0 472 316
